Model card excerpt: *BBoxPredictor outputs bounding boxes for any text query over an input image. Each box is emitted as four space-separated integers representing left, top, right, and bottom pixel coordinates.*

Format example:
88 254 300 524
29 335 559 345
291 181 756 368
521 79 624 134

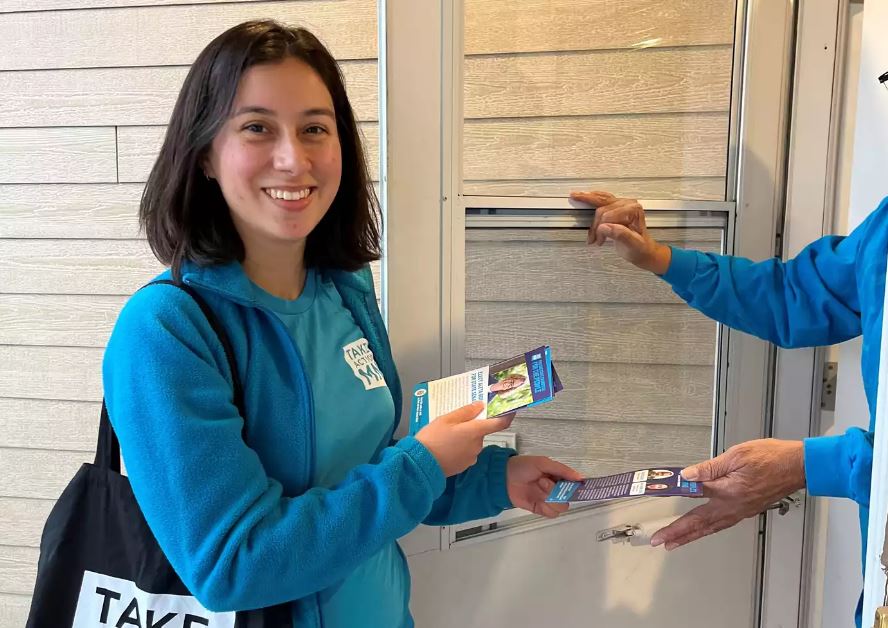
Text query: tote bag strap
95 280 246 471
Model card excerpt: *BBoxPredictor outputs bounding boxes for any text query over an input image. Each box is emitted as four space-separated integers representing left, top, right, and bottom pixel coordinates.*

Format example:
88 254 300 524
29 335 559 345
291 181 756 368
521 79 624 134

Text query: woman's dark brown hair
140 20 380 278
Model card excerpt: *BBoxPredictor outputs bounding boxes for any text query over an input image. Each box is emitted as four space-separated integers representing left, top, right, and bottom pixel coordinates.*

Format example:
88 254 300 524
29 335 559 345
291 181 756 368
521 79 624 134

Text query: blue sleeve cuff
804 428 874 506
804 434 851 498
485 446 517 511
397 435 447 499
661 246 699 288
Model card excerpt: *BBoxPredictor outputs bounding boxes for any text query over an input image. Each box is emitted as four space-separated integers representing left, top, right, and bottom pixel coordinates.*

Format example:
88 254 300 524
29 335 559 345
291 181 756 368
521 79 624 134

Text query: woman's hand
570 190 672 275
506 455 584 518
415 402 513 477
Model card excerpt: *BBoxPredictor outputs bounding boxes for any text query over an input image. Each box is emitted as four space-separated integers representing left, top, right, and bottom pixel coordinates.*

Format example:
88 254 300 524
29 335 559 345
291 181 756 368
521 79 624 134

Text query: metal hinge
821 361 838 411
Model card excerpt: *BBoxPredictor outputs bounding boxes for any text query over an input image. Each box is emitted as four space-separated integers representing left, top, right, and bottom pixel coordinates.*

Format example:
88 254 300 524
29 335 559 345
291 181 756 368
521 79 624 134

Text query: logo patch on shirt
343 339 386 390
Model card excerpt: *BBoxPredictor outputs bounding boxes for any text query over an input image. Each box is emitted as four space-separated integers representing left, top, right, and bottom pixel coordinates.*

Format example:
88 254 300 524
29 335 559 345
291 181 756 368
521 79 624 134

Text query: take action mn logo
342 338 386 391
72 571 235 628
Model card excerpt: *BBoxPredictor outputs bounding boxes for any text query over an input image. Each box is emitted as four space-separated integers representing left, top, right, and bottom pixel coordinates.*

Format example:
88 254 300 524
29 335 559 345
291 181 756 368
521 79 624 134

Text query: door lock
596 524 639 543
766 494 802 516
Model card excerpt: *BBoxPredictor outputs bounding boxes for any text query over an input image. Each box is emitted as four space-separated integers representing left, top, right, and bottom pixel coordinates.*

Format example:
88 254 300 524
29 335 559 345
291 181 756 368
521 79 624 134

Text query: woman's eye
243 123 267 134
304 125 328 135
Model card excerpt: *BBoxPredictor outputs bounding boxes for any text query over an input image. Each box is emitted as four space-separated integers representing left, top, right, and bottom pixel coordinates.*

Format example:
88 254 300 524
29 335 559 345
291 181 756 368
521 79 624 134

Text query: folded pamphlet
409 345 563 436
546 467 701 503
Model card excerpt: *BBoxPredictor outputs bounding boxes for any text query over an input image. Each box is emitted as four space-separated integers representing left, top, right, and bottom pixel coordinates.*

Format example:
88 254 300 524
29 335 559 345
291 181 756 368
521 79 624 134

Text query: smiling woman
23 18 582 628
140 23 380 292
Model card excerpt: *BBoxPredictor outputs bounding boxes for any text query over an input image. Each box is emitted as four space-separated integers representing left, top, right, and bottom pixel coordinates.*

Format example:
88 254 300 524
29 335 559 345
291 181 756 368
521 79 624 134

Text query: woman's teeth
265 188 311 201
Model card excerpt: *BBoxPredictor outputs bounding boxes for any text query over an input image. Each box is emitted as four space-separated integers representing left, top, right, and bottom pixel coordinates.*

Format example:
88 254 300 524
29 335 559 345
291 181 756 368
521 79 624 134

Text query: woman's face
205 57 342 256
491 375 524 392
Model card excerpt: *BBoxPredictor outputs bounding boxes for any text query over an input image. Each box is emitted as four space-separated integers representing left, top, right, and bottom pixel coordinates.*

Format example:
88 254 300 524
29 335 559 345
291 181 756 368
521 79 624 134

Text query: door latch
766 494 801 516
596 524 639 543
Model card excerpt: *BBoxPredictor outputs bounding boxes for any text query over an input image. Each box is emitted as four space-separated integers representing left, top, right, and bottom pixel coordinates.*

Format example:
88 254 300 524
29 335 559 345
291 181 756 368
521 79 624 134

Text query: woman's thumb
441 401 485 423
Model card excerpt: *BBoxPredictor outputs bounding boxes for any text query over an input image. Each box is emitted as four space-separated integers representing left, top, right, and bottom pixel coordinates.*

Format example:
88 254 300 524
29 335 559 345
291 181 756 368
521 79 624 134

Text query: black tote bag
26 280 292 628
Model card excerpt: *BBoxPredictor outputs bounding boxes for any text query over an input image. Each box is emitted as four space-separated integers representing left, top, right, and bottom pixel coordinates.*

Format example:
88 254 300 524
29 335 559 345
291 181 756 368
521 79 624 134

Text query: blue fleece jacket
102 261 514 626
661 197 888 619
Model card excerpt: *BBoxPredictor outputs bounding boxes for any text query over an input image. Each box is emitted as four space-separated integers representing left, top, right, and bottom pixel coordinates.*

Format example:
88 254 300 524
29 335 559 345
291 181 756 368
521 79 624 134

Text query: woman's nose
273 136 311 174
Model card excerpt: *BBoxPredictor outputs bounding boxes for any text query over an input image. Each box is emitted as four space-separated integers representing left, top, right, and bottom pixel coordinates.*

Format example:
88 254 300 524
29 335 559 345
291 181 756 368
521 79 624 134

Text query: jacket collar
176 261 374 306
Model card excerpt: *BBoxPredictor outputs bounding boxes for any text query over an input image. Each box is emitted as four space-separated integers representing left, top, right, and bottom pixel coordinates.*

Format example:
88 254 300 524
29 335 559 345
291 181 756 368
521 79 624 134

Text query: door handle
766 493 802 516
597 495 804 547
596 524 638 543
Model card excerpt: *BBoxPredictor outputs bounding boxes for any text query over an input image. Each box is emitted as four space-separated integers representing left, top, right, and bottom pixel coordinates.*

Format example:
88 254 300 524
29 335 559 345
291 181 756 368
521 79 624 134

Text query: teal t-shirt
251 268 409 628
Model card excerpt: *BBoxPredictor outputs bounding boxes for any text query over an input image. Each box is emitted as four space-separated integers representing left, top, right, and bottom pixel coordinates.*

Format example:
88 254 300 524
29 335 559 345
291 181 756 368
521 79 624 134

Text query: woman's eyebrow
231 106 335 118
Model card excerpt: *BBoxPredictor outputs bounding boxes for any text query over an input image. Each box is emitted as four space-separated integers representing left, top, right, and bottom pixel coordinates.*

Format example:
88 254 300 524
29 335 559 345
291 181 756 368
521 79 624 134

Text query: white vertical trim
442 0 465 378
765 2 847 627
384 0 447 556
383 0 445 412
866 274 888 625
859 0 888 616
730 0 804 625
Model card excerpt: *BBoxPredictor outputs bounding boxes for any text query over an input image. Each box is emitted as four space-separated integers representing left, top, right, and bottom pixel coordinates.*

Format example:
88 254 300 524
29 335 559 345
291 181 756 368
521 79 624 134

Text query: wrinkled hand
506 455 584 519
650 439 806 550
416 402 513 477
569 190 671 274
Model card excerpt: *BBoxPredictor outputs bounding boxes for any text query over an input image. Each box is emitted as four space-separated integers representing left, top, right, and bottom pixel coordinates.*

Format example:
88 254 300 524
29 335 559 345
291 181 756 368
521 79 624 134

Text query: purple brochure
546 467 701 503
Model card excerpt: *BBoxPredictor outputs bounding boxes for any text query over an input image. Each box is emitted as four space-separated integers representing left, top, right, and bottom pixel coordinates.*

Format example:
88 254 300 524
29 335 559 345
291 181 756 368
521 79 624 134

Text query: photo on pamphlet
546 467 702 503
486 358 533 417
409 345 562 435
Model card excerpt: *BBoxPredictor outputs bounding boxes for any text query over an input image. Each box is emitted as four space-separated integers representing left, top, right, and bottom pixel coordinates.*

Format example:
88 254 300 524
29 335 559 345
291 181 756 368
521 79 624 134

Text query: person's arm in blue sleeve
422 445 516 525
662 237 862 348
660 215 874 506
805 428 874 506
104 287 449 612
573 190 870 349
570 190 883 522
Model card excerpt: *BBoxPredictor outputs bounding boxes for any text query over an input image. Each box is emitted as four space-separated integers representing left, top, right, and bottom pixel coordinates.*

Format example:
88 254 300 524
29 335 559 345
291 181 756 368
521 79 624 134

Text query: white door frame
384 0 839 624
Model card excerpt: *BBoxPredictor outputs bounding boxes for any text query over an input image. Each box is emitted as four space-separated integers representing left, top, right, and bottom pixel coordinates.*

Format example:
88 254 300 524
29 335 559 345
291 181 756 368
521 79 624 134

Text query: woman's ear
202 158 216 180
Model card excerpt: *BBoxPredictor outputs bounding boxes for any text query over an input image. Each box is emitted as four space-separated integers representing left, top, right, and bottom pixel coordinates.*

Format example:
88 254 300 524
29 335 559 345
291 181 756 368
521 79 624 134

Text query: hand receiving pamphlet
546 467 701 503
409 345 563 436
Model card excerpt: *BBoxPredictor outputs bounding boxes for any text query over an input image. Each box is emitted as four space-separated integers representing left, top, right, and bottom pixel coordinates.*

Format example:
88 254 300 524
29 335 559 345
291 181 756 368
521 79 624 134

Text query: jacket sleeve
103 286 446 612
804 429 874 506
661 227 868 348
422 445 516 525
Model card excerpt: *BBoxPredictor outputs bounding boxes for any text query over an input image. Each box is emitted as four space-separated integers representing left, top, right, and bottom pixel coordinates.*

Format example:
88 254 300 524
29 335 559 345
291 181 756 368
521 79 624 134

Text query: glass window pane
465 226 721 476
463 0 737 200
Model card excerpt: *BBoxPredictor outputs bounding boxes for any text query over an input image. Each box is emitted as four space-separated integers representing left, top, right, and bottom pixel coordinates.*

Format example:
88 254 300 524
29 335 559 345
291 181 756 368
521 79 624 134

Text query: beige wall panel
466 241 719 304
511 418 712 477
0 128 116 184
0 449 87 500
0 399 99 451
464 47 732 119
463 113 729 180
0 1 376 71
0 285 380 347
463 177 726 200
0 346 103 401
0 546 38 596
467 359 713 426
0 61 377 128
0 499 54 548
0 183 381 239
0 240 162 295
465 0 735 55
0 294 125 347
0 184 142 239
118 122 380 183
466 302 717 366
0 593 30 627
0 0 287 13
